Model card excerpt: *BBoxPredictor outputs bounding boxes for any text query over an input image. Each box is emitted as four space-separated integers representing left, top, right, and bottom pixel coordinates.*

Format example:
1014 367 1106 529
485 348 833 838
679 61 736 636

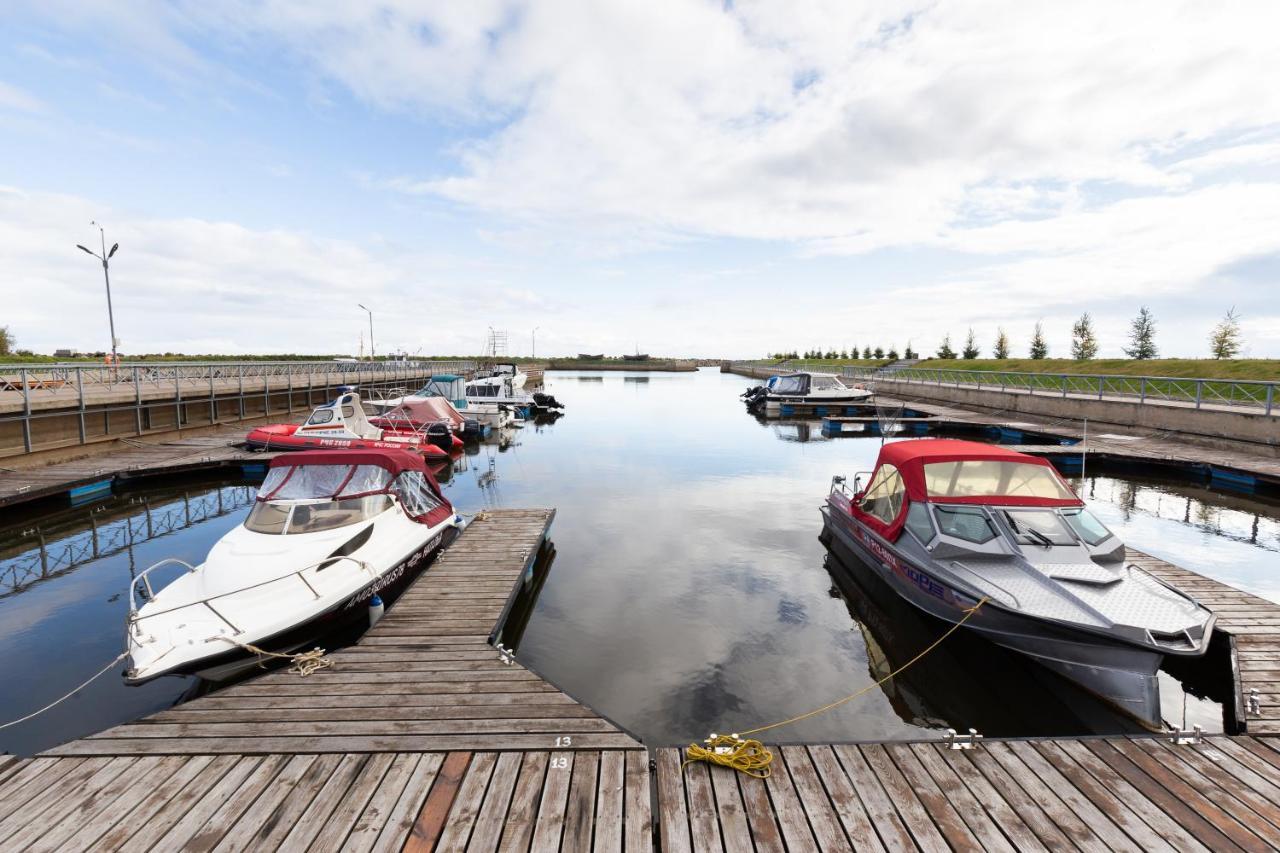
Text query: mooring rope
684 596 989 777
211 638 334 676
0 652 129 730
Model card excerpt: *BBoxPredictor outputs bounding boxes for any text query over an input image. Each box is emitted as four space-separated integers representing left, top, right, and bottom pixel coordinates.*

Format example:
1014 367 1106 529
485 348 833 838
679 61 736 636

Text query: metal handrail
730 361 1277 414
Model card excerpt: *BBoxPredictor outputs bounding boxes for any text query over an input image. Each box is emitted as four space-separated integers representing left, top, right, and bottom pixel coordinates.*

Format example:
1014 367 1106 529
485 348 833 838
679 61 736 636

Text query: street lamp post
532 326 539 359
76 221 120 365
357 304 375 361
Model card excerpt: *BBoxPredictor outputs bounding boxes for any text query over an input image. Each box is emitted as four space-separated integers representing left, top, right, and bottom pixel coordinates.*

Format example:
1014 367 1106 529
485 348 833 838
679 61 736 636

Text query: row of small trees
935 307 1244 361
771 344 921 361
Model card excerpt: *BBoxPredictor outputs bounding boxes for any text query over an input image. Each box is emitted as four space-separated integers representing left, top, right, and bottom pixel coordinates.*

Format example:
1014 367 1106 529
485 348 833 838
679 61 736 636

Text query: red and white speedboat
126 448 463 682
246 390 462 457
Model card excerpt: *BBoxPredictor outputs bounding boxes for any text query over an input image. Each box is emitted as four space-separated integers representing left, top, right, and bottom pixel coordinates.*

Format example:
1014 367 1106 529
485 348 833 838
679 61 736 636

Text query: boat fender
369 594 385 627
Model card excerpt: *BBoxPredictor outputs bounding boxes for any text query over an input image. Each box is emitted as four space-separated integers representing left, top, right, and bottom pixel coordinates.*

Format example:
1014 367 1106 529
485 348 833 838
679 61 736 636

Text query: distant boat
577 353 605 360
622 353 650 361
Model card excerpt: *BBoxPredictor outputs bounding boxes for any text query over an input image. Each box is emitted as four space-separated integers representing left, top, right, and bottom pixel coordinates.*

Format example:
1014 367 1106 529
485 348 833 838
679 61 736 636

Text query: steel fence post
1061 375 1067 398
1098 376 1104 400
1140 377 1146 404
77 366 87 444
133 367 143 434
1195 380 1203 409
1266 383 1273 416
20 367 32 452
209 365 216 425
238 365 245 420
288 368 294 414
175 368 182 430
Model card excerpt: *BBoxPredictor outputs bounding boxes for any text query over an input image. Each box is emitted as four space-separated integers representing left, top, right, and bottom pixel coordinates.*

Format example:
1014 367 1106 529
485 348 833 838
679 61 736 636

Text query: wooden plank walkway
656 735 1280 851
0 510 650 851
0 431 272 508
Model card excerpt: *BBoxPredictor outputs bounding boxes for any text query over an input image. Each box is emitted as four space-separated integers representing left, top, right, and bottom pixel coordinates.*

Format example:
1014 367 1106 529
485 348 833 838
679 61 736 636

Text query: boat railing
127 555 375 639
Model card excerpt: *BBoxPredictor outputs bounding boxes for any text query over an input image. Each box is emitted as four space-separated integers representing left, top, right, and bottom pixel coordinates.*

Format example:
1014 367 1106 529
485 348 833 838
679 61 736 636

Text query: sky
2 1 1279 360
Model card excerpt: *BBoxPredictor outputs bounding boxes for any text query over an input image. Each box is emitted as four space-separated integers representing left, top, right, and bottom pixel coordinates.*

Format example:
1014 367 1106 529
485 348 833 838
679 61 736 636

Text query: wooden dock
656 735 1280 851
0 510 652 851
0 431 272 509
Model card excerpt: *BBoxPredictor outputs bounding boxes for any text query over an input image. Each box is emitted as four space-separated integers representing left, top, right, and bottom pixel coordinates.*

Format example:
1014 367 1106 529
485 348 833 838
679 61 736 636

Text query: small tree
862 346 872 359
0 326 12 356
1070 312 1099 360
1029 322 1048 359
936 334 956 359
887 346 899 360
904 341 917 360
1124 306 1158 359
962 328 980 359
1209 307 1243 359
873 346 885 359
839 348 848 360
849 346 860 361
992 327 1010 359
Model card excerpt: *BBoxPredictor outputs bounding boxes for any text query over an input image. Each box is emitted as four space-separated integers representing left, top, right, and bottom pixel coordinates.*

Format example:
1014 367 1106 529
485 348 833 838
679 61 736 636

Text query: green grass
910 358 1280 382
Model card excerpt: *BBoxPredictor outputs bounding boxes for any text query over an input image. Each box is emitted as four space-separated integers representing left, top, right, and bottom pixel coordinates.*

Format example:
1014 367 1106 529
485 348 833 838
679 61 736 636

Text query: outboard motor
460 418 484 440
742 385 768 409
424 422 453 450
532 391 564 410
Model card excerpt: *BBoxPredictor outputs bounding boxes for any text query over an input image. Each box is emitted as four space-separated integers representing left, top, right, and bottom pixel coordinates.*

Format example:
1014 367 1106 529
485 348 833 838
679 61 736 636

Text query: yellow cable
683 596 988 777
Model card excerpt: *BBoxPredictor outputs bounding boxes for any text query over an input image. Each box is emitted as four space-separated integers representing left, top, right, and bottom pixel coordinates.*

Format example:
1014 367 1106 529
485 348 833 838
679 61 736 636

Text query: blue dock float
1211 466 1257 493
68 478 112 505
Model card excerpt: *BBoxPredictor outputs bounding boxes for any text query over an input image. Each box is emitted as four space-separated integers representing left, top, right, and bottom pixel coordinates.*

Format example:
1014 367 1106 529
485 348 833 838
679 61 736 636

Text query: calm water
2 368 1276 754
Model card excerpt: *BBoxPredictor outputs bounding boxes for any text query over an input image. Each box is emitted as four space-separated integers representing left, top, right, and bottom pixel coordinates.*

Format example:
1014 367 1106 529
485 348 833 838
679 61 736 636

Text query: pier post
20 368 32 453
77 366 87 445
133 367 143 435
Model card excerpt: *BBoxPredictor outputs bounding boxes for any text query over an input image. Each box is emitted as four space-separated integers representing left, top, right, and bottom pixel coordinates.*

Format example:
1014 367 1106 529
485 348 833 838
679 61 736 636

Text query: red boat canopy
848 439 1081 541
266 448 428 475
260 449 453 525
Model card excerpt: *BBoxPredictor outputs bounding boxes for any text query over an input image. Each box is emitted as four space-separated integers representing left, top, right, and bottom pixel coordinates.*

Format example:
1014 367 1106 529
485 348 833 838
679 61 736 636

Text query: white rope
211 638 334 676
0 652 129 730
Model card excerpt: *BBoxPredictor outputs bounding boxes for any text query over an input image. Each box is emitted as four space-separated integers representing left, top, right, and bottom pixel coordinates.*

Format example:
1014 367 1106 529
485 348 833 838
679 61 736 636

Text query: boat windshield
1002 509 1075 546
244 495 392 535
923 460 1076 502
809 375 846 390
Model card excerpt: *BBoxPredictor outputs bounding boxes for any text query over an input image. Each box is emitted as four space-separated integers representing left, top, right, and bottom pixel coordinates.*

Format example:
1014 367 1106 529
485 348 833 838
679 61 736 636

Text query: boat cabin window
934 505 997 543
1002 510 1075 546
245 495 392 535
859 464 905 524
904 502 936 544
810 375 844 390
923 460 1075 501
305 409 335 425
1062 509 1113 546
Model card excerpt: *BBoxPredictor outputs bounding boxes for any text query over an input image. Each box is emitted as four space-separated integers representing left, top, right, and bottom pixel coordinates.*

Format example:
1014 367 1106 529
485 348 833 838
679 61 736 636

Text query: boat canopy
766 374 810 395
256 449 452 526
390 397 466 429
852 439 1080 540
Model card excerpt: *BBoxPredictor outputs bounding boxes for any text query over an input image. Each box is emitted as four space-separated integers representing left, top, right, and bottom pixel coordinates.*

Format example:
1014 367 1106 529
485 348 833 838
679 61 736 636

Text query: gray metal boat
820 439 1214 726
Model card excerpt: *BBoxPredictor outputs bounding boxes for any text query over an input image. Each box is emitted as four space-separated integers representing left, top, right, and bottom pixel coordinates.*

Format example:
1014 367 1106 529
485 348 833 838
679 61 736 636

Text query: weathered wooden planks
656 736 1280 851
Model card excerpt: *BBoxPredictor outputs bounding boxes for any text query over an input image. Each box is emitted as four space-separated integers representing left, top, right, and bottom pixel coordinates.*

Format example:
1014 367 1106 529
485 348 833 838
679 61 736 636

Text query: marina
2 367 1280 849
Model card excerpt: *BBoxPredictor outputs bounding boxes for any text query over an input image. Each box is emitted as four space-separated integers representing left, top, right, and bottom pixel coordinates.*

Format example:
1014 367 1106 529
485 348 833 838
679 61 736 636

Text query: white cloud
0 81 45 113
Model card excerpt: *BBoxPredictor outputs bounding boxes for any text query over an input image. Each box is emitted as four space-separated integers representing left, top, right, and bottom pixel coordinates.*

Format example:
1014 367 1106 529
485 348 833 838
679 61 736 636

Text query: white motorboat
466 374 564 416
125 449 463 683
478 362 529 389
742 371 874 415
373 374 516 430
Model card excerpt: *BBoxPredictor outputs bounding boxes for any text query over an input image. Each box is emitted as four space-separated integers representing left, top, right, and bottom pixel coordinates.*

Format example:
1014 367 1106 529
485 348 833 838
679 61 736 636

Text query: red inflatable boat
245 390 460 458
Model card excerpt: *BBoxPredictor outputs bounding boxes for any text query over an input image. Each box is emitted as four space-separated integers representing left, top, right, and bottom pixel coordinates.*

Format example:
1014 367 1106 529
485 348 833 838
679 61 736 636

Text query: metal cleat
1169 724 1203 745
495 643 515 665
1248 689 1261 716
944 728 983 750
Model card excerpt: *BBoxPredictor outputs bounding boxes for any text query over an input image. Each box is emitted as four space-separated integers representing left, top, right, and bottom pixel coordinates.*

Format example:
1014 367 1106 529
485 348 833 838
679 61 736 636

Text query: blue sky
3 2 1280 358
